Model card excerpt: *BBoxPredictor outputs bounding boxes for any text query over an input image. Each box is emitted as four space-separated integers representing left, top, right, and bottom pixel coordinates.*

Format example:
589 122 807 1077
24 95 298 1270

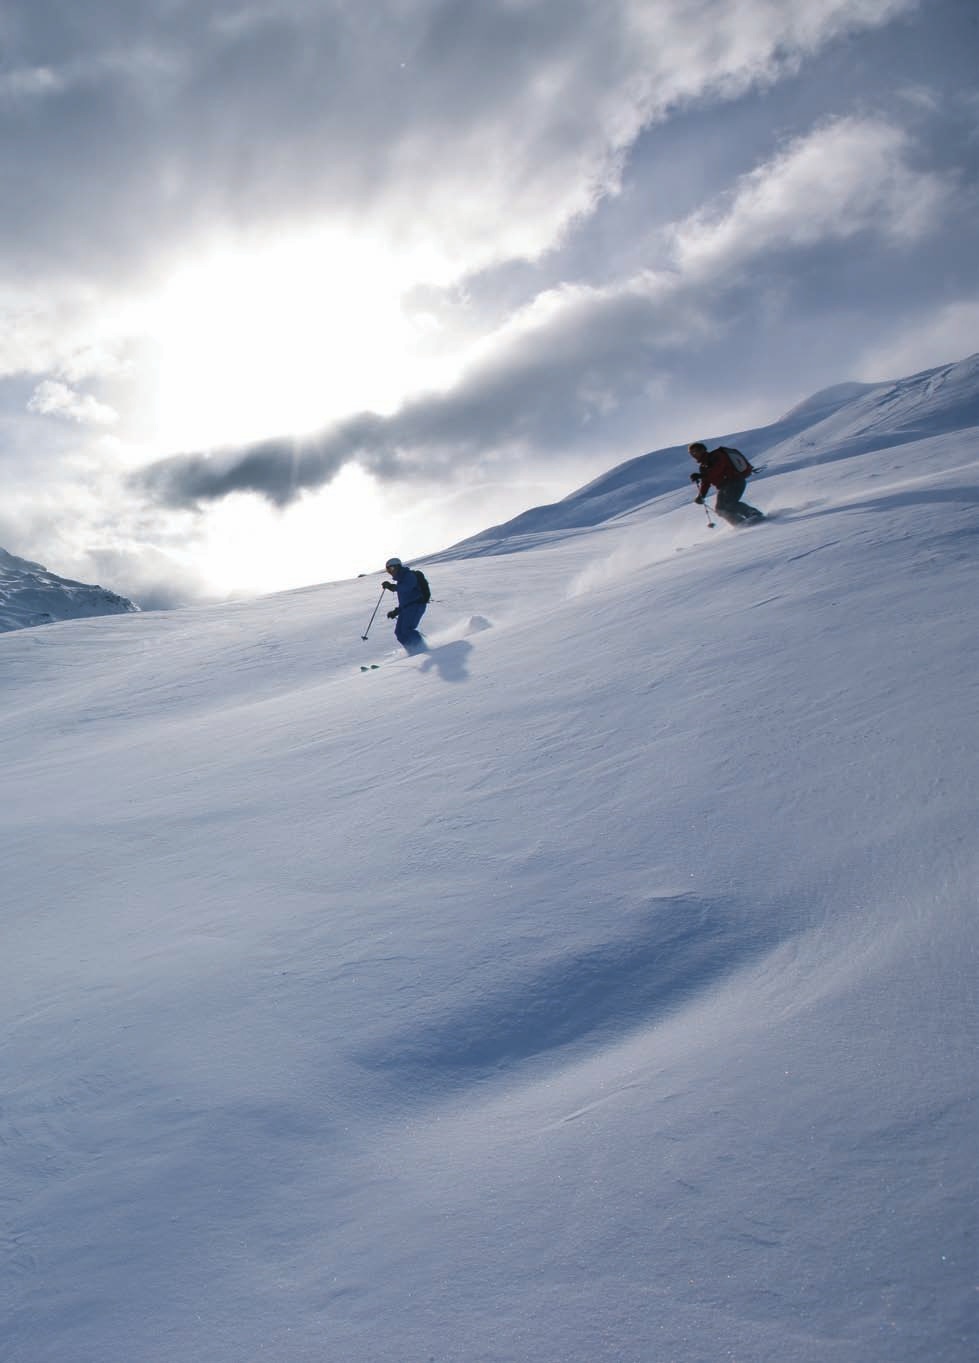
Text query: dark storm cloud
139 418 382 509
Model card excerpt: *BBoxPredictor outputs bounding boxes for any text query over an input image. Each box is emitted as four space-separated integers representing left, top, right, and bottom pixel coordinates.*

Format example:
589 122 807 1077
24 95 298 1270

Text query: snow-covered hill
0 546 139 632
438 353 979 557
0 357 976 1363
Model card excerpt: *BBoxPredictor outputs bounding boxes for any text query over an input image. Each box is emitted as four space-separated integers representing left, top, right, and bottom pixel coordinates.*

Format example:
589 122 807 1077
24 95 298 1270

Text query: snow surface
0 547 139 633
1 358 977 1363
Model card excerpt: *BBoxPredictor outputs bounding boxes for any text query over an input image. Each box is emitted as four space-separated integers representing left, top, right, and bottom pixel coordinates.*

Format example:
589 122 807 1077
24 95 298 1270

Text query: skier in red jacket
688 442 765 527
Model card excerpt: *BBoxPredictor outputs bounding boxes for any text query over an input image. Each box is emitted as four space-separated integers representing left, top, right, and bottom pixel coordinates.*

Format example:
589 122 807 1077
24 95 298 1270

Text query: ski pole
702 499 716 529
361 589 386 640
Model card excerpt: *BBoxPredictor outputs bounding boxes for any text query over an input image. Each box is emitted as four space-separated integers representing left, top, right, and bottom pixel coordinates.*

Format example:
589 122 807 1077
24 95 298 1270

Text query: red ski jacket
696 447 751 496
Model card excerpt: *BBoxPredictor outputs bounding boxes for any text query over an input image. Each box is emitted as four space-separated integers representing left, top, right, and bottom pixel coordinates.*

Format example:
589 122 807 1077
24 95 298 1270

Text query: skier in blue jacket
381 557 428 654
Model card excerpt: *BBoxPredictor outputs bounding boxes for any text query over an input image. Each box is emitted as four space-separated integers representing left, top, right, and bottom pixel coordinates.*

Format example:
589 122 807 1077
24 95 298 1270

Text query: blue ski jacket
392 567 426 608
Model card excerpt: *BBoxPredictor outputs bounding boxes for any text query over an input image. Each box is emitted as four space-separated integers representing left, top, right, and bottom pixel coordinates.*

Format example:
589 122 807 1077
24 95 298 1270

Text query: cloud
138 110 953 510
133 271 691 509
0 284 132 381
1 2 915 299
0 0 926 449
855 299 979 379
59 345 128 383
0 65 64 99
27 379 118 425
672 115 950 278
83 543 214 611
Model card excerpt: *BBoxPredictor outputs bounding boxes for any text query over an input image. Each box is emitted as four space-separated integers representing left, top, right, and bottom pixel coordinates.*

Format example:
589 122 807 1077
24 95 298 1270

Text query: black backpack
413 568 432 604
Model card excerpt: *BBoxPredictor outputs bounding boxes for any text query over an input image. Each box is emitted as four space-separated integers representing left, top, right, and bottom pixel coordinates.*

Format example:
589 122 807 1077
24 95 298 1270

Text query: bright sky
1 0 977 604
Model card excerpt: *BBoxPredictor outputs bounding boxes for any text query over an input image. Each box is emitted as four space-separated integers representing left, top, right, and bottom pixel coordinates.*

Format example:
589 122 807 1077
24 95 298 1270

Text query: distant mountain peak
0 547 139 633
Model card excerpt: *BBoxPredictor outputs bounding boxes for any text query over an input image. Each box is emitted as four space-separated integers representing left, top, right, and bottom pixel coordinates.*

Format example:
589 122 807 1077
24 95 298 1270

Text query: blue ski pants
394 602 427 654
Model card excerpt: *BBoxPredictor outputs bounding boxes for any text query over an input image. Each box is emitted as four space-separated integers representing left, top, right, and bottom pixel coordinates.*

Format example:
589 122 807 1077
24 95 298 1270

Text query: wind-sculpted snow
358 894 790 1092
0 357 976 1363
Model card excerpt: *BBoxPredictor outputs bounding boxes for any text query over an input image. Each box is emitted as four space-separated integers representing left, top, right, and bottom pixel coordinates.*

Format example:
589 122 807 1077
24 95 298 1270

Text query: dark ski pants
715 477 762 526
394 602 428 654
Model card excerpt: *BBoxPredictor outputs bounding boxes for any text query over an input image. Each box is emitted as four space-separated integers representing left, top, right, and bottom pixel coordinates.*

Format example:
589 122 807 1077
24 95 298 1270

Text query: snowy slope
0 362 977 1363
438 352 979 556
0 546 139 632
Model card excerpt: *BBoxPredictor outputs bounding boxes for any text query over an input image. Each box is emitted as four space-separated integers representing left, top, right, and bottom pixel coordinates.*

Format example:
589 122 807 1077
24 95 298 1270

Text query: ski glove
387 608 399 619
689 472 701 484
694 495 705 504
382 581 396 591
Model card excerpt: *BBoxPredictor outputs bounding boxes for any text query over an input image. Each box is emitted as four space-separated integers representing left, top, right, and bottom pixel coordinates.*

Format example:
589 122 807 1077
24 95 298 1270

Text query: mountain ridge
0 545 140 633
431 352 979 560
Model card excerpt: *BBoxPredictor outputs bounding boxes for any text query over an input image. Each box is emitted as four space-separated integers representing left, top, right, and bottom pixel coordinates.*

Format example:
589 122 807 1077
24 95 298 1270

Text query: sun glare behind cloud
195 463 393 597
145 230 443 455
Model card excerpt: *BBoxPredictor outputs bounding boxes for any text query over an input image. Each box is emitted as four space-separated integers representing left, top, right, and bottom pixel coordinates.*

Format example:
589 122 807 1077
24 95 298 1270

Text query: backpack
719 446 753 476
412 568 432 604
